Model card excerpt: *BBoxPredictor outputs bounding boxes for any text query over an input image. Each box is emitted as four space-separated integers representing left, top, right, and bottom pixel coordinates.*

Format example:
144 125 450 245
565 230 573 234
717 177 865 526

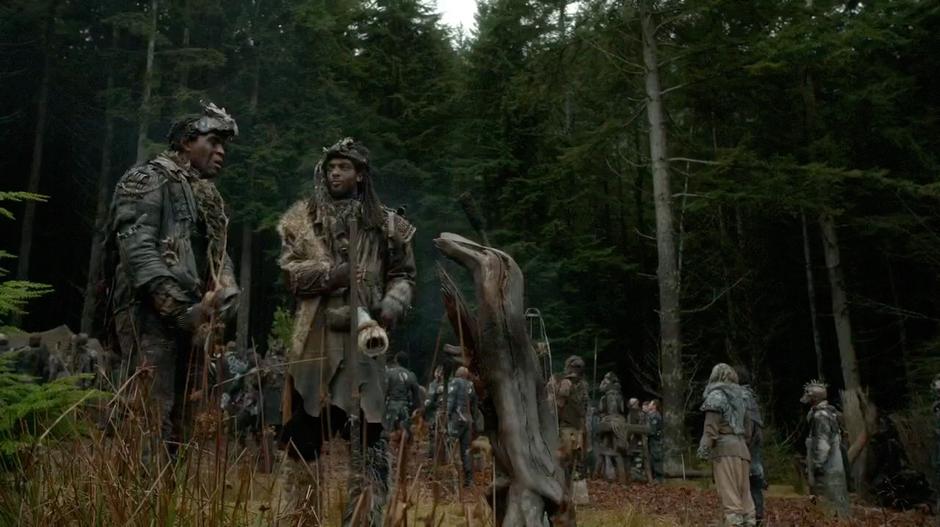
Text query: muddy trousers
713 456 756 526
115 305 197 454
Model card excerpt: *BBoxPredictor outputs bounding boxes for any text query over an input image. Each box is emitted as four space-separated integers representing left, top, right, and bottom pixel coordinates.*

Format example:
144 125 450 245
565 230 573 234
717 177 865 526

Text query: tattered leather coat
110 151 236 317
277 198 416 424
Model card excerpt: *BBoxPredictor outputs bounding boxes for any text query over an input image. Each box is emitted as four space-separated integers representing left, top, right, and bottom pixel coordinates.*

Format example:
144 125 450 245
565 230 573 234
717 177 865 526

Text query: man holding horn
277 137 416 525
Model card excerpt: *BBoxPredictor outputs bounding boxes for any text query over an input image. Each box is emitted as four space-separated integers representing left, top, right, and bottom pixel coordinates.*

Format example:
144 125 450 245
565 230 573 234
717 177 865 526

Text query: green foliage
0 279 54 321
762 428 803 489
4 0 940 439
268 305 293 349
0 354 101 464
0 193 52 323
0 191 46 221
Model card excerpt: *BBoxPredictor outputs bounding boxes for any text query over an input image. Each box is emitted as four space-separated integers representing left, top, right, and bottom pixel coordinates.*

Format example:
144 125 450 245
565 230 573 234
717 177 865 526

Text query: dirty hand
326 262 350 290
379 296 405 330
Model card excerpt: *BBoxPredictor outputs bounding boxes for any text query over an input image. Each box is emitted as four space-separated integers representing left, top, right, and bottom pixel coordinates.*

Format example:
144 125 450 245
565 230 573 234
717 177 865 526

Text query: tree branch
682 274 749 314
667 157 724 165
660 83 688 97
579 37 645 74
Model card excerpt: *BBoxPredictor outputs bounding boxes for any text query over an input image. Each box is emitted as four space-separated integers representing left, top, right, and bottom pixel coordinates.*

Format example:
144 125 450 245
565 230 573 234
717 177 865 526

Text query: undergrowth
0 354 103 466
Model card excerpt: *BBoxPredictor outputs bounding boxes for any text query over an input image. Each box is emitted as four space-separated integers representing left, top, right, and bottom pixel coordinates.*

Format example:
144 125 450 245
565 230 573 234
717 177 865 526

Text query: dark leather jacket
110 151 236 318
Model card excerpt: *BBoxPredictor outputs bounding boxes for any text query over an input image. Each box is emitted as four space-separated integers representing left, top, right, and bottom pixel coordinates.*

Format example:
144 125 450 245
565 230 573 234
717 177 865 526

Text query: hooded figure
697 363 756 527
801 380 850 517
277 138 416 526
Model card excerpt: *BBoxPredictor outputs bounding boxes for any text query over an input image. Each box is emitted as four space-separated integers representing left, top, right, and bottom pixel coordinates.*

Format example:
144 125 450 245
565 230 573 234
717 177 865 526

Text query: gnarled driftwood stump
435 233 571 527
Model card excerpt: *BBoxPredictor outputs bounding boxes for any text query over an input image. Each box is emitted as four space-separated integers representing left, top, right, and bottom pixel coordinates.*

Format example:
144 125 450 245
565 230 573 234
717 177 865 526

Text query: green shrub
0 354 104 466
762 426 803 489
269 305 293 350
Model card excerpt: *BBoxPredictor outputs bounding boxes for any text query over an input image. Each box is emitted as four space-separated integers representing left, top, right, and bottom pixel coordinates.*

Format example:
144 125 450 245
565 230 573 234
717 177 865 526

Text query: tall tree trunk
801 212 825 380
236 224 252 351
819 218 859 389
638 0 684 472
80 28 118 334
819 212 874 492
235 48 261 351
15 1 58 285
802 0 875 492
136 0 158 163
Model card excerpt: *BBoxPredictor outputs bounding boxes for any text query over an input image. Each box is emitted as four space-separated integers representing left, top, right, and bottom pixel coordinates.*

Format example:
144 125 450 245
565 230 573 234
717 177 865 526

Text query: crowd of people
0 331 106 389
3 102 931 527
544 356 665 488
0 322 855 527
378 355 854 527
695 363 853 526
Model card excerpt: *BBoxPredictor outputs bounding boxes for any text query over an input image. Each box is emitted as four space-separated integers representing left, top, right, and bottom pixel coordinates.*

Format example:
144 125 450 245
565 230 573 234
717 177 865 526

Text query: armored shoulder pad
385 209 416 244
115 164 168 198
700 387 728 413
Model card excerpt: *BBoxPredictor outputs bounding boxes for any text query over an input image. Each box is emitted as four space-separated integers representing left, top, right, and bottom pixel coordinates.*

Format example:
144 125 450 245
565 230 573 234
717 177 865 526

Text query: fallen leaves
578 479 932 527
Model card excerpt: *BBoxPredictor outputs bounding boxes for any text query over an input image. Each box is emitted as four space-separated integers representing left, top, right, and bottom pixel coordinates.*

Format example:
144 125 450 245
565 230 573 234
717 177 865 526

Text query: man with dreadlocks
801 379 850 517
108 102 240 452
277 137 416 526
697 363 756 527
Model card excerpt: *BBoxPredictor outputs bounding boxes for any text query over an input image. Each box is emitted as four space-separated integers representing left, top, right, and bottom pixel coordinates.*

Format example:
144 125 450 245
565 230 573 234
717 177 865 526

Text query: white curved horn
356 307 388 358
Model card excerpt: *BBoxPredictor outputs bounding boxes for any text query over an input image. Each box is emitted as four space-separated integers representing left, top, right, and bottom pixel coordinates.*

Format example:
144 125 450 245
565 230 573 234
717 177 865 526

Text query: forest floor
578 479 932 526
391 476 934 527
3 427 934 526
252 435 934 527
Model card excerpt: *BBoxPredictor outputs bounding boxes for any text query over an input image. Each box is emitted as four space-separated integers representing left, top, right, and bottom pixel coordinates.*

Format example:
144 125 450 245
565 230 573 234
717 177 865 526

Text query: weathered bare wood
435 233 570 527
800 211 825 381
819 213 860 391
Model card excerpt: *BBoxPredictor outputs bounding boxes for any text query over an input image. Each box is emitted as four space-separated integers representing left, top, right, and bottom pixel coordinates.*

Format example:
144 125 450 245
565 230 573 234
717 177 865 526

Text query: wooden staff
347 215 370 527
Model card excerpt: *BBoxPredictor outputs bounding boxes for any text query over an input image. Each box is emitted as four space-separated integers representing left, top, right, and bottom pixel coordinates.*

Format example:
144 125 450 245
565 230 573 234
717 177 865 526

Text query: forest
2 0 940 523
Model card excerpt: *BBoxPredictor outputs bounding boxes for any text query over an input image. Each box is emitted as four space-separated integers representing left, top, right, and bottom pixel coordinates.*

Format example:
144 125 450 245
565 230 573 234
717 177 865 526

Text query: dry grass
0 394 476 527
576 507 678 527
0 373 680 527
